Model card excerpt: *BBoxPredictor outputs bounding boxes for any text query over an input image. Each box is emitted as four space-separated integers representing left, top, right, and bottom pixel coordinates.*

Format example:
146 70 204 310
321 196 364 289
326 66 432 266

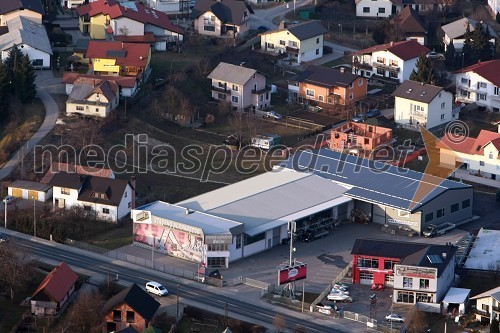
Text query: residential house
86 41 151 80
0 0 44 25
61 0 85 9
455 60 500 112
393 80 457 129
207 62 271 111
488 0 500 17
260 21 328 64
62 72 139 98
149 0 187 15
471 286 500 324
41 162 116 184
8 180 52 202
66 78 120 118
330 122 393 157
103 283 160 332
391 6 427 45
351 239 457 305
191 0 253 38
289 65 367 106
438 128 500 183
49 172 135 222
403 0 449 13
441 18 497 52
0 16 52 68
352 40 430 84
77 0 183 51
355 0 402 18
30 262 78 316
73 39 90 64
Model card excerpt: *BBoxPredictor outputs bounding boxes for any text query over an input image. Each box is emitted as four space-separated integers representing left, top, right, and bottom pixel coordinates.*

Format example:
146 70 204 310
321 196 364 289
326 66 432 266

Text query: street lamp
4 196 7 229
176 284 180 322
32 196 36 237
338 24 342 42
389 295 394 332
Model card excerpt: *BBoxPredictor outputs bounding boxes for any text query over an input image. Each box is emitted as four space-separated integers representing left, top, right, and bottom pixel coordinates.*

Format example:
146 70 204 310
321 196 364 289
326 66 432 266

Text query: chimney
279 20 287 30
390 41 393 46
340 67 345 73
442 252 447 259
121 42 124 49
130 176 136 209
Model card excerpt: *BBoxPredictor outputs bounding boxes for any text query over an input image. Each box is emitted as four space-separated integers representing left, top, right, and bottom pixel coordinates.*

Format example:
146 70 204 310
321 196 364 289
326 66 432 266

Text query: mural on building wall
133 222 204 262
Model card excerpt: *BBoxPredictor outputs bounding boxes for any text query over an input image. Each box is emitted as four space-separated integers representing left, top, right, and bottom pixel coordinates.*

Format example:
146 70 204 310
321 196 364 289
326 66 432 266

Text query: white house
0 16 52 69
455 60 500 113
352 40 430 84
62 73 139 99
8 180 52 202
61 0 85 9
470 286 500 324
259 21 328 64
207 62 271 111
355 0 401 18
488 0 500 17
0 0 44 25
393 80 457 129
49 172 135 223
66 78 120 118
441 18 497 52
148 0 186 15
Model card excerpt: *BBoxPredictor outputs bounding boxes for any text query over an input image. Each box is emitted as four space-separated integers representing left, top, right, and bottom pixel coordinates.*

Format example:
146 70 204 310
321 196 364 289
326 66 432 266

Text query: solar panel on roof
427 254 442 264
107 50 127 58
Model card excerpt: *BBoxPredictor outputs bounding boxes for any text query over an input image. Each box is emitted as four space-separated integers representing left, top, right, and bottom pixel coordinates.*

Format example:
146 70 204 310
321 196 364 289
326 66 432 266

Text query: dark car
352 114 365 123
366 109 381 118
209 270 223 279
0 233 10 243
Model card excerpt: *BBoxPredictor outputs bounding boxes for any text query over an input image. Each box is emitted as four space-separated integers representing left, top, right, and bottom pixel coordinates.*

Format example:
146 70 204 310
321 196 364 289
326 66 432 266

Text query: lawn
63 218 134 250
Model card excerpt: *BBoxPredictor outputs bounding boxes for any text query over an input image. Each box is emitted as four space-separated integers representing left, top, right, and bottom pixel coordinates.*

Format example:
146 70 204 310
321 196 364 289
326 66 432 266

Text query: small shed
8 180 52 202
442 287 471 317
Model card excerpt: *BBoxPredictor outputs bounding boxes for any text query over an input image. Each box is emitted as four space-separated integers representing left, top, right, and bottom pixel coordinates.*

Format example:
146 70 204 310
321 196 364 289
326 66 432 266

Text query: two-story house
330 122 393 157
441 18 497 53
49 172 135 223
63 73 139 99
192 0 253 38
0 16 52 68
391 6 427 45
455 60 500 112
351 239 457 305
86 41 151 80
393 80 457 129
290 65 367 106
0 0 44 25
471 286 500 324
352 40 430 84
66 78 120 118
260 21 328 64
207 62 270 111
355 0 401 18
103 283 160 332
438 128 500 183
149 0 187 15
77 0 183 51
41 162 116 184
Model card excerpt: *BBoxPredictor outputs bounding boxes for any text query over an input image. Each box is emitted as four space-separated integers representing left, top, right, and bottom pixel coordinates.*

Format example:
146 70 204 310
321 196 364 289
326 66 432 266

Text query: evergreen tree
462 22 494 67
372 23 387 44
444 41 456 69
462 22 473 67
3 45 23 82
15 55 37 103
0 62 11 122
497 11 500 24
409 54 436 84
491 318 499 333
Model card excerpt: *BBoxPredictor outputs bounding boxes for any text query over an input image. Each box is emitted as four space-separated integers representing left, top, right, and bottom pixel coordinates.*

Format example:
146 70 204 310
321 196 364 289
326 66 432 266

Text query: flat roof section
464 228 500 270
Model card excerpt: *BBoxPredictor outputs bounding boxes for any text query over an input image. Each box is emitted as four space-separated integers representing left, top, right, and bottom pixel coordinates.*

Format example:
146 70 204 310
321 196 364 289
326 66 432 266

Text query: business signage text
278 264 307 285
395 265 437 279
205 234 233 245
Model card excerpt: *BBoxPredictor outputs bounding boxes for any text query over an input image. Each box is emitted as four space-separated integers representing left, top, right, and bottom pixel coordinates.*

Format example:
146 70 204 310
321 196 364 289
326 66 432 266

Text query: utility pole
224 302 228 327
4 198 7 229
152 235 155 268
33 196 36 237
176 284 180 322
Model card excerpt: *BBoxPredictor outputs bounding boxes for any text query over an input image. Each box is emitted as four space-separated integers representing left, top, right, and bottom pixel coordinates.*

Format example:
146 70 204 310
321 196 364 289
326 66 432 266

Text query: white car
327 293 353 302
426 51 444 60
265 111 283 120
385 314 405 323
2 196 14 204
145 281 168 296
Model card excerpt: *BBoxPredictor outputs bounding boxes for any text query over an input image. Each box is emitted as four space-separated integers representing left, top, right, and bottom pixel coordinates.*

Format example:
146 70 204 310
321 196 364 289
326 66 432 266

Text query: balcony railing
493 305 500 312
212 85 230 94
470 308 490 317
409 111 427 119
252 85 271 94
372 61 400 72
286 46 299 54
352 60 372 71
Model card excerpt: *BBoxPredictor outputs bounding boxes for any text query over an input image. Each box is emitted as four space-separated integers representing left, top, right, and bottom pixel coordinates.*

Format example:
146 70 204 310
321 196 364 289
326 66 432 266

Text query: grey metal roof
178 170 349 236
392 80 444 104
441 17 498 40
0 16 52 55
287 21 328 41
277 149 471 213
0 0 44 15
208 62 260 86
9 180 51 192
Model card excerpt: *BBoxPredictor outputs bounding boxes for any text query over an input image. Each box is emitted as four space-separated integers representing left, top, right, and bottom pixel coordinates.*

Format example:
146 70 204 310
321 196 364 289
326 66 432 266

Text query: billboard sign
395 265 437 279
278 264 307 285
205 234 233 245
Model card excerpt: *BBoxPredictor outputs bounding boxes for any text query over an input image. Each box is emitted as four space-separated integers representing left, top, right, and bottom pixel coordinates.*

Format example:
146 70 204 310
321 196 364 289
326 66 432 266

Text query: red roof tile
31 262 78 303
41 162 115 184
86 41 150 67
438 129 500 156
455 60 500 87
473 130 500 155
354 40 430 61
62 73 137 88
392 6 426 34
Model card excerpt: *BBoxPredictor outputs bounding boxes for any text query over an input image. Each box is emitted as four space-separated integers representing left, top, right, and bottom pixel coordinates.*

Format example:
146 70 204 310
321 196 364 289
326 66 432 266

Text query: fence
237 276 276 297
309 260 353 312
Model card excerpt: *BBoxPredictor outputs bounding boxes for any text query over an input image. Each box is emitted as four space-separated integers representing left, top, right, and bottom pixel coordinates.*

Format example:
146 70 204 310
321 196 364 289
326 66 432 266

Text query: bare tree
66 289 105 333
66 118 103 155
196 59 212 77
118 26 129 36
228 112 256 149
216 100 232 118
0 242 34 300
149 94 165 122
273 314 287 333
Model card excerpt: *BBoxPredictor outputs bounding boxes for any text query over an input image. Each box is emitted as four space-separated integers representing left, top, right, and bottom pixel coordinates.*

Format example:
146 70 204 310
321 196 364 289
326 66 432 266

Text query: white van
145 281 168 296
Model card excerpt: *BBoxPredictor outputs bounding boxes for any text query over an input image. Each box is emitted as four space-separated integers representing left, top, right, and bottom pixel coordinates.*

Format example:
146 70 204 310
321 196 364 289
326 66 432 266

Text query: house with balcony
441 18 497 53
0 0 44 25
393 80 456 129
77 0 183 51
454 60 500 113
66 77 120 118
437 128 500 184
86 41 151 80
391 6 427 45
191 0 253 38
330 122 393 157
62 73 139 99
207 62 270 112
470 286 500 324
355 0 401 18
352 40 430 84
260 21 328 65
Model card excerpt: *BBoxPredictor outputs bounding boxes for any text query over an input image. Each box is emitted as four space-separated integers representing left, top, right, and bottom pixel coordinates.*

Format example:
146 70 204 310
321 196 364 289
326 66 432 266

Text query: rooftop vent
406 88 412 93
442 252 447 259
420 91 426 96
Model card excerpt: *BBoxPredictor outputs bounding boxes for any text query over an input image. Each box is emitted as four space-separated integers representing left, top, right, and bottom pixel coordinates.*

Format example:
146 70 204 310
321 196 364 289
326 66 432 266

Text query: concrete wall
89 14 108 40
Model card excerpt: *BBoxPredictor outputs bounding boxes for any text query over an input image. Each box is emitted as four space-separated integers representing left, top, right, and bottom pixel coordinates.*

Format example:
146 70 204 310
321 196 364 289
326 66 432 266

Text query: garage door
28 191 38 201
12 188 22 198
373 205 386 224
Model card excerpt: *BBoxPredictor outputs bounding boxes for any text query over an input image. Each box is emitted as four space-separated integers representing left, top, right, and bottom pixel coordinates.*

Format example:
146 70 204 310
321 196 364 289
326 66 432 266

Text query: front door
58 198 65 208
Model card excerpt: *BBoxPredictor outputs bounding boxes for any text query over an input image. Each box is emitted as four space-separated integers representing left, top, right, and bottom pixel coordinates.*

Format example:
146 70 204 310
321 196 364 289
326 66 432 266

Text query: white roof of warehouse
0 16 52 55
178 170 351 236
442 287 471 305
464 228 500 270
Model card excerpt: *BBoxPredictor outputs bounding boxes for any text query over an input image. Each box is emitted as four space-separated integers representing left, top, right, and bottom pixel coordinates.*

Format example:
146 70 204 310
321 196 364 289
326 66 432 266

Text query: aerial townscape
1 0 500 332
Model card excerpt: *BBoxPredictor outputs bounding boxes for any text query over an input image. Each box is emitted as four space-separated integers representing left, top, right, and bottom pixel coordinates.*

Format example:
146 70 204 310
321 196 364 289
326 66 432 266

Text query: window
113 310 121 321
441 114 445 120
419 279 430 289
232 84 238 91
359 272 374 280
461 78 469 85
377 68 385 76
489 152 493 159
315 48 319 55
425 212 433 222
128 202 131 208
477 93 487 101
236 234 241 249
479 160 485 166
306 89 315 97
358 78 363 86
460 90 468 97
357 258 379 268
390 60 398 66
318 95 324 102
76 105 84 111
83 205 91 211
61 188 71 195
479 82 487 89
266 42 274 49
279 40 285 45
441 102 445 109
349 93 353 100
403 277 413 288
378 7 385 13
397 291 415 303
217 93 226 99
259 94 264 101
436 208 445 218
451 203 459 213
389 71 398 78
103 208 110 214
124 191 127 198
462 199 470 209
349 82 354 89
291 41 297 47
231 96 238 103
363 7 370 12
384 260 398 270
32 59 43 67
495 86 499 95
482 304 490 312
207 257 225 267
126 311 135 323
416 293 432 303
207 244 229 251
244 232 265 245
376 57 385 64
316 37 320 44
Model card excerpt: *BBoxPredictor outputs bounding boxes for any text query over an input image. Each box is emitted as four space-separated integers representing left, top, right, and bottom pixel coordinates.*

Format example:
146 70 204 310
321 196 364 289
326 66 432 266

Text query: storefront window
207 257 226 267
397 291 415 303
357 258 379 268
416 292 432 303
403 277 413 288
419 279 429 289
384 260 398 270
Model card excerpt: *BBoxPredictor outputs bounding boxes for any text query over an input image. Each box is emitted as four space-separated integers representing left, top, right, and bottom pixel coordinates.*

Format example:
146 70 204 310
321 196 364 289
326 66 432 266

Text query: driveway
249 0 313 29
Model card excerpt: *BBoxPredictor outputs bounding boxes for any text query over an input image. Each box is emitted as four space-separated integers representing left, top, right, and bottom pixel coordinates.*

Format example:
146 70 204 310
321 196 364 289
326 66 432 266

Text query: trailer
250 134 281 150
423 223 456 238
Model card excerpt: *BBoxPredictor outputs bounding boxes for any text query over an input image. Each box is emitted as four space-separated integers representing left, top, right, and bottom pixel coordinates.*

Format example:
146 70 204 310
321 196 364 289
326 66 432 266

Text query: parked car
352 114 365 123
0 233 10 243
327 293 354 302
209 270 223 279
265 111 283 120
427 51 444 60
2 196 14 204
145 281 168 296
385 314 405 323
366 109 381 118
